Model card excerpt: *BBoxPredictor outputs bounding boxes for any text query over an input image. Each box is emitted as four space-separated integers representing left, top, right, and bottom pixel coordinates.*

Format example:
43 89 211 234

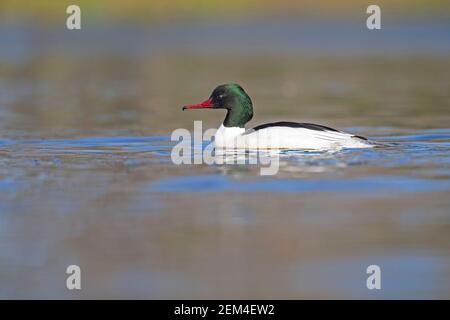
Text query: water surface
0 19 449 299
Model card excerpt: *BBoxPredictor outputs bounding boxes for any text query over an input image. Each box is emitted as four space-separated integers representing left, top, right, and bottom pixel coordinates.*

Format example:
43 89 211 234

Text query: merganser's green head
183 83 253 128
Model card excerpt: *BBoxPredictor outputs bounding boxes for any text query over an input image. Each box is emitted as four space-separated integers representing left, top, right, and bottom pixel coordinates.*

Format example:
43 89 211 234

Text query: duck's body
214 122 371 150
183 83 373 150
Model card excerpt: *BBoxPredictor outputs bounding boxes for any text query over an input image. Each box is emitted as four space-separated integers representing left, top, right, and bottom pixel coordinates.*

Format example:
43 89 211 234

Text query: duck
182 83 373 150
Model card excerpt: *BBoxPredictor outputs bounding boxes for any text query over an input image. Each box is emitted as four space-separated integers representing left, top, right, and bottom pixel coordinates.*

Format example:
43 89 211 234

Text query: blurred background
0 1 449 299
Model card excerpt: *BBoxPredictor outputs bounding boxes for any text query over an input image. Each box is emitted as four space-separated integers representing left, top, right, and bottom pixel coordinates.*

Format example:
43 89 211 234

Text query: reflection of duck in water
183 83 373 150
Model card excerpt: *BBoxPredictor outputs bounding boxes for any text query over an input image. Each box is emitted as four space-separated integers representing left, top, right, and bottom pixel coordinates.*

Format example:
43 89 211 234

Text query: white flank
214 124 373 150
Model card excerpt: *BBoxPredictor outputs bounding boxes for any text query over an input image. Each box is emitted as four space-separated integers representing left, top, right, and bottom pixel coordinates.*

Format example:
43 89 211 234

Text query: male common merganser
182 83 373 150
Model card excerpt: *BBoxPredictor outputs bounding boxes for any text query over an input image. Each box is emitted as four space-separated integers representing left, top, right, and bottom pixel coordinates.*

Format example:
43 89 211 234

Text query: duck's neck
222 104 253 128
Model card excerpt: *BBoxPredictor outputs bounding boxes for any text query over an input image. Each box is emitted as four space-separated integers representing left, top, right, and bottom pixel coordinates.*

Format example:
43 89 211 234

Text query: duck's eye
218 94 225 100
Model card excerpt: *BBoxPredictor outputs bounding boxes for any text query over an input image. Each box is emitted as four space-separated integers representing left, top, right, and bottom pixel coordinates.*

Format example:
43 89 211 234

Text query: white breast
214 124 372 150
213 124 246 148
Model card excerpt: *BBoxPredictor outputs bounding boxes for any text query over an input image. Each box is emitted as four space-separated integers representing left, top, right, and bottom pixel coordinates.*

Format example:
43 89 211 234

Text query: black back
252 122 340 132
250 121 369 140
